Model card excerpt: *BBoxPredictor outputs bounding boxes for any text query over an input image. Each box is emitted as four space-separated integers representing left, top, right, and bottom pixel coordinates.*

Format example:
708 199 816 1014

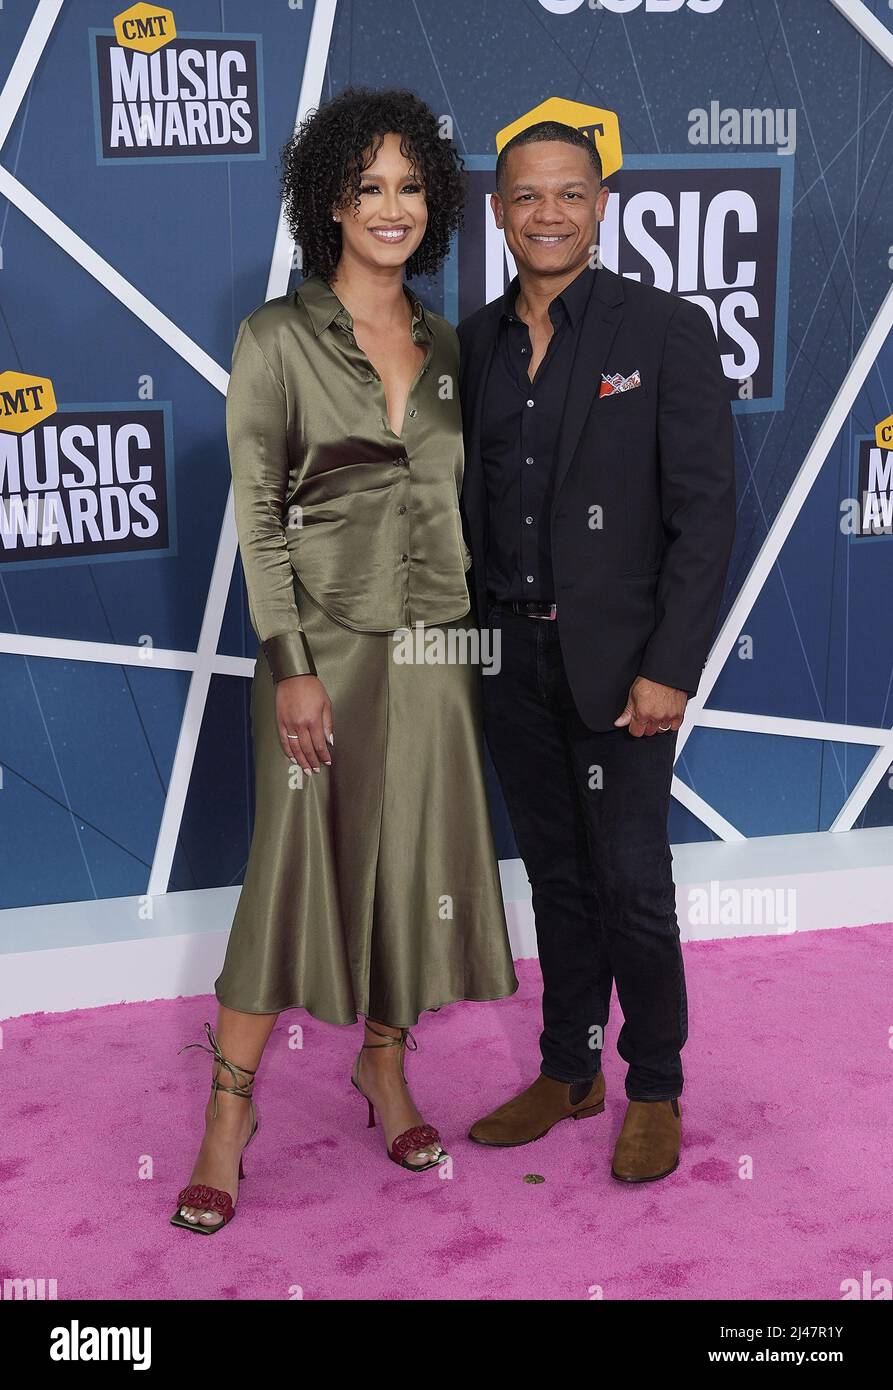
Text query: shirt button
526 456 534 465
401 554 409 563
408 408 417 417
527 399 534 408
525 516 533 525
526 574 534 584
399 456 409 465
398 505 407 515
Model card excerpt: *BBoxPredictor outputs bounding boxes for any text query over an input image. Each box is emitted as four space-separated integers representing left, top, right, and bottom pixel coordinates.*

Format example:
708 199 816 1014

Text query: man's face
491 140 609 279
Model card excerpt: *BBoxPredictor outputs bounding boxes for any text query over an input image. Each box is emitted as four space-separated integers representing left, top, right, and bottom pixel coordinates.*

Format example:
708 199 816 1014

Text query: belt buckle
529 602 557 620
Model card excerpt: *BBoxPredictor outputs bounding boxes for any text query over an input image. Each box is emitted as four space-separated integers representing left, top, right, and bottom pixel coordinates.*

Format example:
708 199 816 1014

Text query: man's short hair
495 120 602 192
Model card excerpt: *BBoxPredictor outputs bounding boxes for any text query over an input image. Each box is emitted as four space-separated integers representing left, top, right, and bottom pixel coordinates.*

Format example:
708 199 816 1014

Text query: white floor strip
2 829 890 1018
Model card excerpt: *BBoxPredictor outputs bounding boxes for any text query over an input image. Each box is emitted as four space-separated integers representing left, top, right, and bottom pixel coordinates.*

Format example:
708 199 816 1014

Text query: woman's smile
368 225 411 242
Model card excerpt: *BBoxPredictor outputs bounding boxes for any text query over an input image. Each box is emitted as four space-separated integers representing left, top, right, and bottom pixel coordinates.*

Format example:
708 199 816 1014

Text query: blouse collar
297 273 429 340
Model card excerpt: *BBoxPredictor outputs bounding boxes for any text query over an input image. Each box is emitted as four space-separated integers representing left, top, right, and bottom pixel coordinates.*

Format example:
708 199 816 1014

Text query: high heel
351 1021 447 1171
170 1021 259 1234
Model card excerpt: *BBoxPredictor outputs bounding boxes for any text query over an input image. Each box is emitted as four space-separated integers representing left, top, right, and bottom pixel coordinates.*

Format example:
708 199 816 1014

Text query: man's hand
613 676 687 738
276 674 333 773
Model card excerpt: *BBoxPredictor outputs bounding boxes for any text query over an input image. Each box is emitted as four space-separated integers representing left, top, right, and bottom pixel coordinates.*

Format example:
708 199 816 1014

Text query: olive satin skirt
214 577 519 1026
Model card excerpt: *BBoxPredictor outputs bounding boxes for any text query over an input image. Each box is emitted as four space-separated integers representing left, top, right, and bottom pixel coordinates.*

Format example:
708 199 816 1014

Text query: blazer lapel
553 267 625 500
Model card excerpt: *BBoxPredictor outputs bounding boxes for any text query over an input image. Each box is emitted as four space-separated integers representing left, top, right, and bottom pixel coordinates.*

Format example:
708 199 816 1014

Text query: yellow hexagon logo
0 372 57 435
875 415 893 449
114 4 176 53
495 97 623 180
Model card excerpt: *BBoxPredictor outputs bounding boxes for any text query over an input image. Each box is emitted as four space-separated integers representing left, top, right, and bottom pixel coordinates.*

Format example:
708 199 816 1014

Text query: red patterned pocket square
599 369 642 398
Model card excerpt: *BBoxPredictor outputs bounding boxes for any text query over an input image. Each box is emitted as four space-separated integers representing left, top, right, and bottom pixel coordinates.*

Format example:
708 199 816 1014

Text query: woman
171 87 518 1233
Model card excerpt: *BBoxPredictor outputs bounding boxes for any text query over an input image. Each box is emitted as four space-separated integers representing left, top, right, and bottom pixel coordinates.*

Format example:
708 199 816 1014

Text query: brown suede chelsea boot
611 1097 682 1182
468 1073 606 1146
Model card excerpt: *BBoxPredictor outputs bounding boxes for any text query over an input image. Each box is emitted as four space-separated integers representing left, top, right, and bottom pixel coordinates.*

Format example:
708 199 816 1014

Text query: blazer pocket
598 383 650 408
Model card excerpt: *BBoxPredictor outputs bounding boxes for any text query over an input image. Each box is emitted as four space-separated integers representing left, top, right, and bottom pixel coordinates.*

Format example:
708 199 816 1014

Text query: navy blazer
457 266 737 731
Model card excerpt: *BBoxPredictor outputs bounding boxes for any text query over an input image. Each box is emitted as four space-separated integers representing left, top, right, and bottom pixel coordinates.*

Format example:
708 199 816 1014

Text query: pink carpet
3 923 891 1300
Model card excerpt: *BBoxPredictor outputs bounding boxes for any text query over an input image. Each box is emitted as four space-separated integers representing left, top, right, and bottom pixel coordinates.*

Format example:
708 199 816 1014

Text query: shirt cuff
261 631 313 682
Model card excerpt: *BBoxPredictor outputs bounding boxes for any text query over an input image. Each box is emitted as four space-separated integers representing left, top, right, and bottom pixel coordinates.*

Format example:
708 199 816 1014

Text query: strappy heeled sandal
351 1021 447 1171
170 1020 259 1234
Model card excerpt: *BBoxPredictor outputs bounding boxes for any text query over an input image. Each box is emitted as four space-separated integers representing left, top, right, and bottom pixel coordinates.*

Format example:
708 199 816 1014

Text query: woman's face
334 131 428 271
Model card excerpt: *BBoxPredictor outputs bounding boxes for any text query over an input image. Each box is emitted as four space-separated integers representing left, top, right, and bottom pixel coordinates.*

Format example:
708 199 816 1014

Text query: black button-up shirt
481 263 597 603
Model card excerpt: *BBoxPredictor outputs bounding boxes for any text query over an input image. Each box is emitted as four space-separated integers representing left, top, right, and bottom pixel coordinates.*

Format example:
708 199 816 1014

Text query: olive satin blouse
225 272 472 682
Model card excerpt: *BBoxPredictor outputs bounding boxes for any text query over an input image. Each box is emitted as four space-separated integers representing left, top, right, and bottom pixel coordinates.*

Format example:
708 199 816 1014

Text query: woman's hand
276 674 333 773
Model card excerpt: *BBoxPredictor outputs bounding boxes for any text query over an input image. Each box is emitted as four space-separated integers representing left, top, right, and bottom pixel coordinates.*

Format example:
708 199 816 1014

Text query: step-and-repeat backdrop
1 0 892 908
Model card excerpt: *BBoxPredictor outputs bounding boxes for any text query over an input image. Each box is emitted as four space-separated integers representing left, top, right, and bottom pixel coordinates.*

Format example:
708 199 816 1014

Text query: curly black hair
278 86 466 283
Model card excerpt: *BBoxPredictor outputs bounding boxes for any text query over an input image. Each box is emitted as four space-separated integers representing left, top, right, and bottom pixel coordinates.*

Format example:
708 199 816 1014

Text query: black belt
493 599 557 620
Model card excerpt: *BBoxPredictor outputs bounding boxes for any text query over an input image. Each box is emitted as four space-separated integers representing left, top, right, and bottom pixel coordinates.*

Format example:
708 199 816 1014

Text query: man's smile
526 231 574 244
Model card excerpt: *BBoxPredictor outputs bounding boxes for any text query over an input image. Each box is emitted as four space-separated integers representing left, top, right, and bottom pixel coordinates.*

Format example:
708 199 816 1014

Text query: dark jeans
482 601 687 1101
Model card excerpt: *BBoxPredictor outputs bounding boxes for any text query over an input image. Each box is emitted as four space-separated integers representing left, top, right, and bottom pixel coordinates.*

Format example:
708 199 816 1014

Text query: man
457 121 736 1182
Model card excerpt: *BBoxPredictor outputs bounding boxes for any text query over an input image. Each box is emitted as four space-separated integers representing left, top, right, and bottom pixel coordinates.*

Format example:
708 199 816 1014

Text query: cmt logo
0 372 57 434
496 97 622 179
114 3 175 53
876 414 893 450
538 0 724 14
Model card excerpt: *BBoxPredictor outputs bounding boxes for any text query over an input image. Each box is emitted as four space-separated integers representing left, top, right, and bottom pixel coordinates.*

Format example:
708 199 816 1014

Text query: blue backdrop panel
0 651 189 905
1 0 892 911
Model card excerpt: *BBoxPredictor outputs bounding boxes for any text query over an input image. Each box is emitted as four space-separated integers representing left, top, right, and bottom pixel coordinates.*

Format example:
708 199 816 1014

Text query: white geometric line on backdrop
670 777 745 843
831 732 893 830
830 0 893 66
0 167 229 392
0 0 63 155
695 710 893 747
